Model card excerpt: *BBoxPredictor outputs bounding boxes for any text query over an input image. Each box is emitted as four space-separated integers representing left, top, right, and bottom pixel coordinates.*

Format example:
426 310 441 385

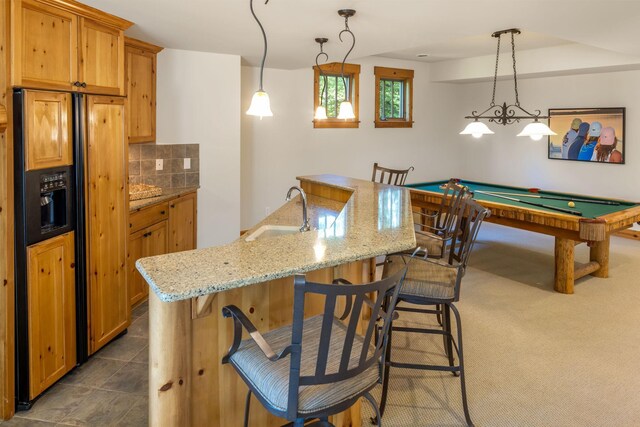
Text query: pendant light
337 9 356 120
246 0 273 119
460 29 556 140
314 38 329 121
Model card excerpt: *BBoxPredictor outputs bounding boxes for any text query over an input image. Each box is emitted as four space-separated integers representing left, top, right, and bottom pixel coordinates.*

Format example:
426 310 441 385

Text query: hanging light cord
315 42 329 106
249 0 270 92
511 31 520 107
490 34 501 107
339 16 355 101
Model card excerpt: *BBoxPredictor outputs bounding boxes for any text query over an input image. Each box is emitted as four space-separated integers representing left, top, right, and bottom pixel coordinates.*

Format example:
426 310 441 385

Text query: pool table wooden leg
589 237 610 278
554 237 575 294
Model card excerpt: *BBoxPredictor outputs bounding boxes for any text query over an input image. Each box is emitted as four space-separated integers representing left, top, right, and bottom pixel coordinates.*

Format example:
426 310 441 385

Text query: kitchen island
137 175 416 426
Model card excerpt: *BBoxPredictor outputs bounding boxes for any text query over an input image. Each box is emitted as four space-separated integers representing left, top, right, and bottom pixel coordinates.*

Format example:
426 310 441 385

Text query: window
313 62 360 128
374 67 414 128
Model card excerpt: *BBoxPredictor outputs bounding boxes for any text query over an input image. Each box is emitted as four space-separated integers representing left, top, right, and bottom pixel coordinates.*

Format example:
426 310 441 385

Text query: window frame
374 66 414 128
313 62 361 129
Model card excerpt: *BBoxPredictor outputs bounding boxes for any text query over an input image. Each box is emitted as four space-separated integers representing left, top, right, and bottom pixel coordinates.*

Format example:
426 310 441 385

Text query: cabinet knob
160 210 166 215
73 81 81 87
81 82 87 88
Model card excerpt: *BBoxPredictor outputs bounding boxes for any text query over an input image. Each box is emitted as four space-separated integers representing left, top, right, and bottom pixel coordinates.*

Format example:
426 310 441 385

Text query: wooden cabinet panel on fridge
128 221 167 307
169 192 197 253
26 232 76 399
24 90 72 171
12 0 78 91
79 18 125 96
85 96 129 354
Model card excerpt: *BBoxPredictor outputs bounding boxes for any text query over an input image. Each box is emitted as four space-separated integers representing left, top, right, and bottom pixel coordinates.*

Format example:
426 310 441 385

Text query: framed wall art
548 107 625 164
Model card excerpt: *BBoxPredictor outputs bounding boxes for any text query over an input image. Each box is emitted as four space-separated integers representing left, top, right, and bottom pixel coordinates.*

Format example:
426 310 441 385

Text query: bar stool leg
449 303 474 427
244 390 252 427
443 305 458 376
363 391 382 427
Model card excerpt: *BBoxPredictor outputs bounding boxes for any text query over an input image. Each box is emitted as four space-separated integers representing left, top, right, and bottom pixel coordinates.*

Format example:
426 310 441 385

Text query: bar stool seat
386 256 458 301
228 315 378 415
414 232 446 259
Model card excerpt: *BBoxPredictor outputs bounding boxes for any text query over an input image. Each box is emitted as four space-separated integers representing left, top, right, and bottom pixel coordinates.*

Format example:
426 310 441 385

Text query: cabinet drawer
129 202 169 234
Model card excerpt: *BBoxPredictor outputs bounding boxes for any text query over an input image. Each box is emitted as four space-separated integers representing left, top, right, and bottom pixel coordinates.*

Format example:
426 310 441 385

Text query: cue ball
568 201 576 208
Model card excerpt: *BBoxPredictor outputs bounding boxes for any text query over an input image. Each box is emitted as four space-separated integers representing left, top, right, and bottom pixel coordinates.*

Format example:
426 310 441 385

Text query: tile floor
4 302 150 426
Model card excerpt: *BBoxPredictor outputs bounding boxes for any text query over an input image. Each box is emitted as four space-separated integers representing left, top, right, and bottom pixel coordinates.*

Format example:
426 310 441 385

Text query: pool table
407 180 640 294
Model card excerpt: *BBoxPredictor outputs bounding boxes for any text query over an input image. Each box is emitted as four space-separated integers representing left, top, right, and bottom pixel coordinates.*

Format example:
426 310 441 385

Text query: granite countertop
129 186 199 212
136 175 416 302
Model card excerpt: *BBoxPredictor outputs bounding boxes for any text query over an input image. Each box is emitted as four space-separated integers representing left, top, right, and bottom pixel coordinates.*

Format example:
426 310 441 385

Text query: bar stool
371 162 414 186
221 266 409 427
378 197 490 427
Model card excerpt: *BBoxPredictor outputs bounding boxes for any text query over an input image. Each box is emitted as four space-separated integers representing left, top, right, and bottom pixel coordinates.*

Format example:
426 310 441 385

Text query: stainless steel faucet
286 186 311 232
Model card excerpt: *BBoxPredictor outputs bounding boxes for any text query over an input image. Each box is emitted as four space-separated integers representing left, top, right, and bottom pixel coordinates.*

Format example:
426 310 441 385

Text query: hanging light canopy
460 28 555 140
246 0 273 119
314 37 329 121
337 9 356 120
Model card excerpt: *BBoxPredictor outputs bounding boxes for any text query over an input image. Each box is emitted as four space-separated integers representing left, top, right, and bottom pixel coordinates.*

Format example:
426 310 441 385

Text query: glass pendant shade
314 105 328 120
246 90 273 119
517 121 556 140
337 101 355 120
460 121 494 138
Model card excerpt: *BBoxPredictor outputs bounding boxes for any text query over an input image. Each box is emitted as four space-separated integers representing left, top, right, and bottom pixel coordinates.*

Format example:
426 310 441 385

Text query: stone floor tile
60 357 126 388
93 335 147 362
14 384 92 423
128 314 148 339
131 301 149 319
60 390 141 426
99 362 148 396
132 345 149 364
118 396 148 427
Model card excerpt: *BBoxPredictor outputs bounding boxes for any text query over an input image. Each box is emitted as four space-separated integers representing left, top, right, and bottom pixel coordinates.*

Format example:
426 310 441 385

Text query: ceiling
83 0 640 71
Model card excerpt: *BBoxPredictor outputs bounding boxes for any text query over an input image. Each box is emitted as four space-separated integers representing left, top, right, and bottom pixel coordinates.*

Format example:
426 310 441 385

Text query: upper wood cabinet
24 90 72 170
85 95 129 354
11 0 132 95
26 231 76 399
125 37 163 144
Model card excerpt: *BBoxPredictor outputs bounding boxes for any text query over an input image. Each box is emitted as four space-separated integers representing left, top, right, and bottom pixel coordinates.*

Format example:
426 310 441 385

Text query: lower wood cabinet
168 192 197 253
128 191 197 307
128 221 167 306
26 232 76 399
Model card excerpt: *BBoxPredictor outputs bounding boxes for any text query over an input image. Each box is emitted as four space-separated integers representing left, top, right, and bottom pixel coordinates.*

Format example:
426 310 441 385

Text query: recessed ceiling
82 0 640 70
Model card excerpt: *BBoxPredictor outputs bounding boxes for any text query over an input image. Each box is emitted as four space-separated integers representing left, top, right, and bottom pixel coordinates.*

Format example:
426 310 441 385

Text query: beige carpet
362 223 640 427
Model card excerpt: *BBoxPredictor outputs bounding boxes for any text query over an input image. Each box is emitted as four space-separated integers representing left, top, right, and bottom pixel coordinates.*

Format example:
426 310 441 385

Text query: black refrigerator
13 88 89 409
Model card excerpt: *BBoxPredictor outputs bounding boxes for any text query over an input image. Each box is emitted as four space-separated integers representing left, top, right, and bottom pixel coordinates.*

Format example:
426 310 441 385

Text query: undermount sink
245 225 301 241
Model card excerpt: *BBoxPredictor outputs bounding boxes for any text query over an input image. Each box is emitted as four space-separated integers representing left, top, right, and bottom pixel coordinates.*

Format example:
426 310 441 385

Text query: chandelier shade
517 121 557 140
246 0 272 118
460 120 495 138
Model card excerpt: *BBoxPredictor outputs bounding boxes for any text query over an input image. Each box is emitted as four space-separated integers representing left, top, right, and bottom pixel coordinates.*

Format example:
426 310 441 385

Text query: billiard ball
568 201 576 208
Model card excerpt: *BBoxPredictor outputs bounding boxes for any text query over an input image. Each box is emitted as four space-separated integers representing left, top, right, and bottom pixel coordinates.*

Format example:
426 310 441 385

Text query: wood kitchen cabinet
26 232 76 399
24 90 72 170
169 192 197 253
125 37 163 144
128 191 197 307
85 96 129 354
11 0 132 95
128 221 167 306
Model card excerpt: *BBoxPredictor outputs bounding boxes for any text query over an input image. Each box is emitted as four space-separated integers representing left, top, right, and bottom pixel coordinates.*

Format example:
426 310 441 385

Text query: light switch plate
156 159 163 171
184 158 191 170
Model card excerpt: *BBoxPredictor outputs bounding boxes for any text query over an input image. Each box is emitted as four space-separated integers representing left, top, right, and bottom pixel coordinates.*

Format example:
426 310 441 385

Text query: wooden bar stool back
371 162 414 186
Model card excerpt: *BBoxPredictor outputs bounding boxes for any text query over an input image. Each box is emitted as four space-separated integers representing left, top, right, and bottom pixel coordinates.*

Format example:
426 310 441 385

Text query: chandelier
460 28 556 140
314 37 329 120
246 0 273 119
337 9 356 120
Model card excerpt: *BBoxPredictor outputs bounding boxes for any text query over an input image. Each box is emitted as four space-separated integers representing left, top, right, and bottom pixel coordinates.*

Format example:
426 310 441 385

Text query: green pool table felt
406 180 638 219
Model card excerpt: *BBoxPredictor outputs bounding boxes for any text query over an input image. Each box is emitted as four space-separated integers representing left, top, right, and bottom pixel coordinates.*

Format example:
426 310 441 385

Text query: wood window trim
313 62 360 129
374 66 414 128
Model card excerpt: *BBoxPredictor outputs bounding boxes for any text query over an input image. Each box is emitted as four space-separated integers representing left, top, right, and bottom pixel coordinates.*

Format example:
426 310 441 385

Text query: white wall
241 57 464 229
457 70 640 203
156 49 241 247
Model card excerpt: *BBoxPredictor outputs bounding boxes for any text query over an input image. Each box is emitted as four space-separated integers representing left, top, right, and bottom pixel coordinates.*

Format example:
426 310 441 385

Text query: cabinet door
85 96 129 354
24 90 72 171
12 0 78 91
168 192 197 253
26 232 76 399
79 18 125 96
128 220 167 307
126 45 156 143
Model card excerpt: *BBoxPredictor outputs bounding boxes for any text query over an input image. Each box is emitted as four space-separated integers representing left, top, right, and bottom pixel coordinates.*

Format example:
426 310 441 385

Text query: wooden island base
149 260 370 427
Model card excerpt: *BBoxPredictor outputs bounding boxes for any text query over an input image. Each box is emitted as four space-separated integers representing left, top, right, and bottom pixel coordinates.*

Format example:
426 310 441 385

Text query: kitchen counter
129 186 199 212
137 174 416 302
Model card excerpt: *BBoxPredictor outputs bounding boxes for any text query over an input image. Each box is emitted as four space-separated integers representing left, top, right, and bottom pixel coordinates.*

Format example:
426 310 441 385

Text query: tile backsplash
129 143 199 188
